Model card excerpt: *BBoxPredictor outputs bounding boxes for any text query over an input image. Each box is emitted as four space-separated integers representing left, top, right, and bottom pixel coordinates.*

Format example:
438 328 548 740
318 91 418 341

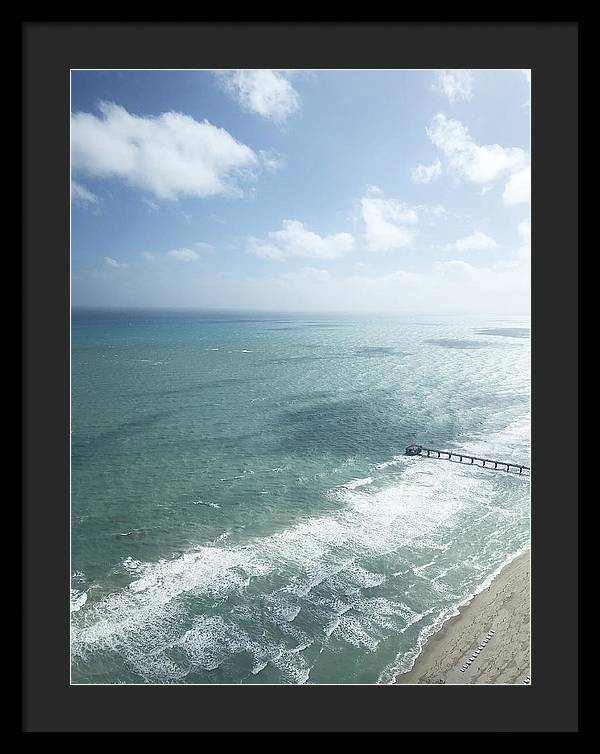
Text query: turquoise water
71 310 530 684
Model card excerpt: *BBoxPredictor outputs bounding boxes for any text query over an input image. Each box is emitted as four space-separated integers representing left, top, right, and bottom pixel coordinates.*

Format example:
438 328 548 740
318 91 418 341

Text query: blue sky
71 69 531 313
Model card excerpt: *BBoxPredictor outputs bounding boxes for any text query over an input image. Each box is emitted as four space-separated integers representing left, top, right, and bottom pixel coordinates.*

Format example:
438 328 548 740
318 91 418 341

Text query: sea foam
72 457 492 683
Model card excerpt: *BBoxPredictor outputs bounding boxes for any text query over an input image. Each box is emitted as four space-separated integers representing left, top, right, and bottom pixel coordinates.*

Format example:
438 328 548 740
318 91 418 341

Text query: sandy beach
393 550 530 685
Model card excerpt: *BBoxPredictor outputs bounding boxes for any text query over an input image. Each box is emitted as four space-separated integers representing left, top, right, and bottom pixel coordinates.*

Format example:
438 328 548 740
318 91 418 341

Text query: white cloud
427 113 528 185
360 187 418 251
259 149 285 173
71 102 259 200
502 165 531 206
218 70 300 124
104 256 126 268
444 230 499 253
166 248 200 262
72 180 98 205
435 70 475 103
410 160 442 184
249 219 354 261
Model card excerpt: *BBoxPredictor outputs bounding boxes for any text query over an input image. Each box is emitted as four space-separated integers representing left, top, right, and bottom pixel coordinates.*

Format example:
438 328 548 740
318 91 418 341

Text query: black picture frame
22 22 578 732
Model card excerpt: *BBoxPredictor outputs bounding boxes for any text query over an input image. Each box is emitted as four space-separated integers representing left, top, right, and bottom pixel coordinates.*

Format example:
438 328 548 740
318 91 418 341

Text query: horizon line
71 305 531 317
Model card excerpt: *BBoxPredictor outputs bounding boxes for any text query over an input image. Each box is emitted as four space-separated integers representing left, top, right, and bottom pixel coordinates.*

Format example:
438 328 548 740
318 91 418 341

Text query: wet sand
393 550 530 685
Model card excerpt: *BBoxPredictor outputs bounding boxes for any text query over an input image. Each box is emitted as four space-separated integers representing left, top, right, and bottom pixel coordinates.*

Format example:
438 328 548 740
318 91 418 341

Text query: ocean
70 309 530 684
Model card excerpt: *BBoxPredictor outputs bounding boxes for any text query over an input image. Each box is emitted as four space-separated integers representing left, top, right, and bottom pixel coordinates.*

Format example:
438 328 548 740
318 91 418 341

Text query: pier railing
405 445 530 475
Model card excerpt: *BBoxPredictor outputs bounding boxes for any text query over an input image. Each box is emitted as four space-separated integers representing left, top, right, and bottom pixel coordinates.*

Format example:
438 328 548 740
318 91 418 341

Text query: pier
405 445 530 475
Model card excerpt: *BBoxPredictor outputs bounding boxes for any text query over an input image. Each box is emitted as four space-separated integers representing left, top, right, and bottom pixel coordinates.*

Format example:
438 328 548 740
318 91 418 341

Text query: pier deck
405 445 530 475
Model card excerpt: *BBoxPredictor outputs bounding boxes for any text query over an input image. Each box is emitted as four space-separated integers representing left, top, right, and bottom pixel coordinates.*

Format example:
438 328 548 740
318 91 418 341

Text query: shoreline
393 550 530 685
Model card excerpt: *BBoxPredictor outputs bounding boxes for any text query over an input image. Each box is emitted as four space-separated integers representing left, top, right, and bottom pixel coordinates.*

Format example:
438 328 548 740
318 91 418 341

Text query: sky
71 69 531 314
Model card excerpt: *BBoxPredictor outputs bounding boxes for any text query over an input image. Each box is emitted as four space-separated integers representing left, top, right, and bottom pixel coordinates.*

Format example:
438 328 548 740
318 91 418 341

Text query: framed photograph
22 22 578 732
